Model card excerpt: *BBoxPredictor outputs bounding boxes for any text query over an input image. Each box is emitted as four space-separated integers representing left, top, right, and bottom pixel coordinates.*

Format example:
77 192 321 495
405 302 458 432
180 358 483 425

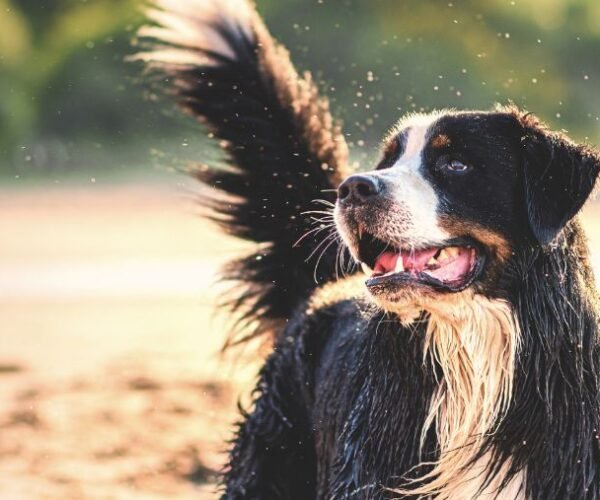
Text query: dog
135 1 600 498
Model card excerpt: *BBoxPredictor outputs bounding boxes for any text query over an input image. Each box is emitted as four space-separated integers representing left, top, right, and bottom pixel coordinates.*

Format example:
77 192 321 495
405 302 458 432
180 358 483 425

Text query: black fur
138 2 600 499
498 224 600 498
137 3 352 345
521 120 600 245
226 298 442 499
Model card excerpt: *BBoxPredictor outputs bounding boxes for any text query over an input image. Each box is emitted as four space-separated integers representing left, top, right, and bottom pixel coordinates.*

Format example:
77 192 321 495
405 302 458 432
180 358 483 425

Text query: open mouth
357 231 484 294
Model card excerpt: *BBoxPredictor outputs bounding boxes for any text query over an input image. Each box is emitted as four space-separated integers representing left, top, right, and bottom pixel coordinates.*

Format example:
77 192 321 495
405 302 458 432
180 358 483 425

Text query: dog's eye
443 159 470 173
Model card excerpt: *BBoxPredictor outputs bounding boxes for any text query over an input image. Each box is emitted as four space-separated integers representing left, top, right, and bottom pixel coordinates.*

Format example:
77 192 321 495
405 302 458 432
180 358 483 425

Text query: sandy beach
1 181 600 499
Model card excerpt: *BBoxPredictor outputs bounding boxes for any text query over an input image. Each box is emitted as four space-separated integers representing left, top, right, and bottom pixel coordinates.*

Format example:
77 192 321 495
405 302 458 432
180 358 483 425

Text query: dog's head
334 107 600 315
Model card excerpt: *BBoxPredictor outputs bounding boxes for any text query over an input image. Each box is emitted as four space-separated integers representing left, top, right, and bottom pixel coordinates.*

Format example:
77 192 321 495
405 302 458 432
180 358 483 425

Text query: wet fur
134 0 350 346
137 1 600 498
395 294 522 499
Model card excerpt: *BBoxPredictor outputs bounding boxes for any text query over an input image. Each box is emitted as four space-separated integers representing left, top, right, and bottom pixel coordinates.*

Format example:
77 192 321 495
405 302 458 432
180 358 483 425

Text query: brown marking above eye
431 134 451 148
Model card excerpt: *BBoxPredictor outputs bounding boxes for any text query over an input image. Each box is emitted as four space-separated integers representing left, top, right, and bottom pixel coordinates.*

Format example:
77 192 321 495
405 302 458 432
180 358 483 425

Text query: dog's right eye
443 159 470 173
436 157 472 175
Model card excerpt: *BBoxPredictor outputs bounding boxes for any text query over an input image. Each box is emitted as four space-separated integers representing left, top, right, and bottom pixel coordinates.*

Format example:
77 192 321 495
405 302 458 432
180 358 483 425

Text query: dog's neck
499 222 600 497
396 221 600 498
392 293 523 499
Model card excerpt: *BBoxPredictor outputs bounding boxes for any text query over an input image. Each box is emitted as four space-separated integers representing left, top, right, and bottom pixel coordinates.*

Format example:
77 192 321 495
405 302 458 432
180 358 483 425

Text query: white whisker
305 230 338 262
294 222 335 248
312 236 339 284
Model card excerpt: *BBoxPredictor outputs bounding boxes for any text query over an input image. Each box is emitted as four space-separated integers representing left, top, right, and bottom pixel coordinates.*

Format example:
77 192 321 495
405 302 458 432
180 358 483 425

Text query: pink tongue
403 248 439 271
424 249 472 283
373 251 399 275
373 247 474 283
374 248 439 275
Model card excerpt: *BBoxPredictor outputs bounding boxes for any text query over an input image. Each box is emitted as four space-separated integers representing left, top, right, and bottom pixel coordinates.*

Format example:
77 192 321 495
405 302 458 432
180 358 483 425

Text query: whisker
312 198 336 207
294 223 335 247
305 230 338 262
301 209 334 216
342 246 358 276
312 237 339 284
337 241 352 279
305 215 334 223
336 242 343 279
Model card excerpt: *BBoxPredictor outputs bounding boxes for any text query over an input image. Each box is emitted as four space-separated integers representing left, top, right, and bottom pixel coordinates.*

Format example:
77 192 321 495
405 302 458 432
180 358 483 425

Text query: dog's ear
519 113 600 246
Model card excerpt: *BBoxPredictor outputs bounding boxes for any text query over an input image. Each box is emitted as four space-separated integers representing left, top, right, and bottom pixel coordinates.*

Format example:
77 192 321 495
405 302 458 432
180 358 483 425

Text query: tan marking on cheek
431 133 451 148
439 215 512 262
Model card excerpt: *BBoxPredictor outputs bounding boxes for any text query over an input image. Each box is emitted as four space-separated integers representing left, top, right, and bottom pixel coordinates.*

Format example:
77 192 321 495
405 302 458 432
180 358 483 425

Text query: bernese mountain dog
135 0 600 498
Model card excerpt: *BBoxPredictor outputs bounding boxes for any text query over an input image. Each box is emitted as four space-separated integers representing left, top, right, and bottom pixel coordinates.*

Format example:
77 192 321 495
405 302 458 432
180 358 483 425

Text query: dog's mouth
357 231 485 294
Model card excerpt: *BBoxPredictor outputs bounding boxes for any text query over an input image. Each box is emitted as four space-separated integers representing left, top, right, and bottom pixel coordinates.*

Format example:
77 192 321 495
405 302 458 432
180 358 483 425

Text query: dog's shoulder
279 275 372 368
301 274 373 346
306 274 369 316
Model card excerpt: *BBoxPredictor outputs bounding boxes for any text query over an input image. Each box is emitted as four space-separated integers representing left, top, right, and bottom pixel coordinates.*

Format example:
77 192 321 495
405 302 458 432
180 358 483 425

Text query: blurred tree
0 0 141 172
0 0 599 176
257 0 600 163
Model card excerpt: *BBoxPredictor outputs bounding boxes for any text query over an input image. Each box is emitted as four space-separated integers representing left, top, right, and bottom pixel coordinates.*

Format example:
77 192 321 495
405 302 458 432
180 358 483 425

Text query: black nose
337 175 382 205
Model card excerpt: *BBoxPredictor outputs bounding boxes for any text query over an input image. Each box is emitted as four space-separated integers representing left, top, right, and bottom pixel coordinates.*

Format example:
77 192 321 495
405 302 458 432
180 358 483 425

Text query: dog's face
334 108 599 312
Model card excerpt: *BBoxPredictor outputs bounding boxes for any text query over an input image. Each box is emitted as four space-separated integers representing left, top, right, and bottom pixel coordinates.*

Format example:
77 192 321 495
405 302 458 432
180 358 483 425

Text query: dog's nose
337 175 382 205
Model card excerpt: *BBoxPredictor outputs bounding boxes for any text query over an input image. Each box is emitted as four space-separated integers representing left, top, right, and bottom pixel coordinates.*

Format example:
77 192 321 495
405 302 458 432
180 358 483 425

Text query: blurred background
1 0 600 498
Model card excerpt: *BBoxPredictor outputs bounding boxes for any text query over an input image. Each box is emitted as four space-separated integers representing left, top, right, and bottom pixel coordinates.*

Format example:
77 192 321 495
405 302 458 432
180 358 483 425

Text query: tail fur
135 0 354 345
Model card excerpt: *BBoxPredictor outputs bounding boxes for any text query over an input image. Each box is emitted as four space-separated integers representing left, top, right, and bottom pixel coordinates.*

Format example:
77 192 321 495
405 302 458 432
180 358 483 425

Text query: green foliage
1 0 599 176
0 0 145 173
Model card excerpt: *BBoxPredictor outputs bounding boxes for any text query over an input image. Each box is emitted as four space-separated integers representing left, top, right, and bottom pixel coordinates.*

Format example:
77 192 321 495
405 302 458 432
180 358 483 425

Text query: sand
0 182 259 499
1 181 599 499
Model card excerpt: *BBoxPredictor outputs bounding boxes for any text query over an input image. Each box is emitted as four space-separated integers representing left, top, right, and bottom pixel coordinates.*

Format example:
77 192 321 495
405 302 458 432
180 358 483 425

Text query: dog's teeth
446 247 459 258
357 225 363 239
427 256 437 266
361 262 373 275
438 248 450 261
395 256 405 273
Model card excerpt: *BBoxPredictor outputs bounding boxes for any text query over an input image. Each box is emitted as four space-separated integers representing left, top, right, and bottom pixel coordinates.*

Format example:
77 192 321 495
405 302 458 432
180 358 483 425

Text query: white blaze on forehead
378 111 450 245
400 112 440 160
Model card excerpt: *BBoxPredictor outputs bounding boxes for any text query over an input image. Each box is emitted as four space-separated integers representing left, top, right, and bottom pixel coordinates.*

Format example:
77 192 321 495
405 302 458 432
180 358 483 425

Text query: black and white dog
136 1 600 498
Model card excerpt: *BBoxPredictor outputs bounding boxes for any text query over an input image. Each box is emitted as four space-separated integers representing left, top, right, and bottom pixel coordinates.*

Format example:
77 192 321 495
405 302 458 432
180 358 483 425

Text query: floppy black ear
521 119 600 246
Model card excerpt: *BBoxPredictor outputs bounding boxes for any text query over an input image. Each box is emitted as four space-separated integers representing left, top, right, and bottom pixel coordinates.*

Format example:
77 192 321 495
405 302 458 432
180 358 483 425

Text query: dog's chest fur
305 281 525 499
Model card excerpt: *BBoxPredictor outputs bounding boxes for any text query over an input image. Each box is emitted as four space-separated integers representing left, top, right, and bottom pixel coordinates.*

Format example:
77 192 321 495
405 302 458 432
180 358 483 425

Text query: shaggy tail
135 0 353 345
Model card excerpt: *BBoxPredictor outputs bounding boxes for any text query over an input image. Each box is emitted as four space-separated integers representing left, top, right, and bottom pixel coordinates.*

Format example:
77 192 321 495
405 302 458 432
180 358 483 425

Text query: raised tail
135 0 354 344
